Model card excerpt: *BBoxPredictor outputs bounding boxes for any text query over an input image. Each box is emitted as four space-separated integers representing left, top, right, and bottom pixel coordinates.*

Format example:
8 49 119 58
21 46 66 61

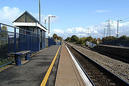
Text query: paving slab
55 44 85 86
0 45 60 86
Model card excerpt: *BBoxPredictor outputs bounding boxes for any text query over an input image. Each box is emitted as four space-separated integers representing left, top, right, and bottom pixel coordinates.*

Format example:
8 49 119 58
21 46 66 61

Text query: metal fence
48 37 56 46
0 23 41 65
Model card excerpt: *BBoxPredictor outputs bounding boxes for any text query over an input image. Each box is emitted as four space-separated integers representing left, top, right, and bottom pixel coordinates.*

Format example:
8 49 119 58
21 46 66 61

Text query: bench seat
8 50 31 66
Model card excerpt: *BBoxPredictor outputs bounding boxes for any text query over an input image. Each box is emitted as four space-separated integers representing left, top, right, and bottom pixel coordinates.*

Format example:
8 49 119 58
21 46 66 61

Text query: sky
1 0 129 38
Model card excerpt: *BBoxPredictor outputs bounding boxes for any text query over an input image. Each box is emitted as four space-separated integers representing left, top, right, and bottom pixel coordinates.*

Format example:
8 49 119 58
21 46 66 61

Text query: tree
52 33 62 41
70 35 79 42
1 26 8 37
119 35 129 41
58 36 62 41
102 36 116 42
53 33 58 40
76 37 87 45
85 36 93 42
65 37 71 41
0 26 8 46
91 38 97 44
0 26 8 59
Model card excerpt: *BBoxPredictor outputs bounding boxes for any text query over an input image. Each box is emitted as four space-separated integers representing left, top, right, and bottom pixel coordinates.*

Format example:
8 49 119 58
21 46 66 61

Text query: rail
67 44 129 86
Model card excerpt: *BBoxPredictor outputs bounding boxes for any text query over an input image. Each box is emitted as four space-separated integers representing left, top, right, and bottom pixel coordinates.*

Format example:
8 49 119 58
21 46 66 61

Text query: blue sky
1 0 129 38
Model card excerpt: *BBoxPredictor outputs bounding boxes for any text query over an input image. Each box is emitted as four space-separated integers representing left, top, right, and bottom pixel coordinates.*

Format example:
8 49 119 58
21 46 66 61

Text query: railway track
91 47 129 63
67 44 129 86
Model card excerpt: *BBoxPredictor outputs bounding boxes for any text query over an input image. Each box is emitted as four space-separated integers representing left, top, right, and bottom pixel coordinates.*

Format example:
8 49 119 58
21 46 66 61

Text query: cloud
53 27 99 38
66 27 98 35
96 10 110 13
53 20 129 39
66 27 87 34
53 29 64 34
0 6 56 25
0 6 22 24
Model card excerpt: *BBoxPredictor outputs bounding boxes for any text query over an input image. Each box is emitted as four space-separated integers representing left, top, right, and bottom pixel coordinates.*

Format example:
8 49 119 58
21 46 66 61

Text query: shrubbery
53 33 62 41
102 35 129 46
65 35 98 46
65 35 129 47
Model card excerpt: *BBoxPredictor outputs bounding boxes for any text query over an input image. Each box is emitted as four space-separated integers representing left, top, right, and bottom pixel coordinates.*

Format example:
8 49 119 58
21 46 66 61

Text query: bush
65 35 98 46
101 35 129 46
70 35 79 43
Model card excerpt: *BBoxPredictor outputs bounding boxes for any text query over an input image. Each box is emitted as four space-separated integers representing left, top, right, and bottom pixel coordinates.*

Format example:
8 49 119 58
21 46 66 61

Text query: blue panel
0 23 47 66
15 55 21 66
14 28 16 52
42 31 45 49
37 29 40 51
48 37 56 47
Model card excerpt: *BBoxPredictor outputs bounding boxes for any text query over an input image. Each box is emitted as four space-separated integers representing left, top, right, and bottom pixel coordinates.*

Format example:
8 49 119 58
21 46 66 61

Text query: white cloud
53 27 91 38
120 22 129 27
66 27 88 34
66 28 73 33
96 10 110 13
53 29 64 34
0 6 55 26
53 20 129 39
0 6 22 24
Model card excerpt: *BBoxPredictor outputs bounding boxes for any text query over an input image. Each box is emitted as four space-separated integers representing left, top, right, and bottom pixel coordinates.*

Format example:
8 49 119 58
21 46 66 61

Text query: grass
0 57 14 66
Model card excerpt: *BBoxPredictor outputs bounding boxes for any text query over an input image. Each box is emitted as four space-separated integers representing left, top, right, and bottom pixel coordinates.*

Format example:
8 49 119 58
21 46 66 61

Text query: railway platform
55 44 86 86
0 43 89 86
0 45 60 86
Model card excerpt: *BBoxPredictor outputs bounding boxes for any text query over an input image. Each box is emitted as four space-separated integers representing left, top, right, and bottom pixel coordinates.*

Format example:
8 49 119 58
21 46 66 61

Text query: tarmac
0 45 60 86
0 44 86 86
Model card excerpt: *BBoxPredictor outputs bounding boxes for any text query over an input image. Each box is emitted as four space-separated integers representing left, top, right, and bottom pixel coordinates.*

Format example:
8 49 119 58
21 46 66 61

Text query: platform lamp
48 15 56 37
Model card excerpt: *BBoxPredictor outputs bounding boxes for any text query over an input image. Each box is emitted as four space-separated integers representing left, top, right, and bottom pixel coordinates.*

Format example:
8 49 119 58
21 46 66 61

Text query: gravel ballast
68 43 129 83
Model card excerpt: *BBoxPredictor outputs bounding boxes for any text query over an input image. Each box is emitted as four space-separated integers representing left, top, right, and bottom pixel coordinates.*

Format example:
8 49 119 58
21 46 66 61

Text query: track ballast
67 44 129 86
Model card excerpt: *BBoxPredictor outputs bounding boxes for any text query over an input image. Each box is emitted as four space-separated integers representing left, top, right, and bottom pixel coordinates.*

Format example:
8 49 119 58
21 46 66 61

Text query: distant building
13 11 47 51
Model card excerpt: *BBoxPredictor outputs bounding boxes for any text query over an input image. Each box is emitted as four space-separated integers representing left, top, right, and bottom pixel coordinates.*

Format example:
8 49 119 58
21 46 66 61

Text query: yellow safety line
40 46 61 86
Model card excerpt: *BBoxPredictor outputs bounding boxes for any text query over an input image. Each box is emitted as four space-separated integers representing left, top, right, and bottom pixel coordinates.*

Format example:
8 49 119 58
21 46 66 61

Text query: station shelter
13 11 47 52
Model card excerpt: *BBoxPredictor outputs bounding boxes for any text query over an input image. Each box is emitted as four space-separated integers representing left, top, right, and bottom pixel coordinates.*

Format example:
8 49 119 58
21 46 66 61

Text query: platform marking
40 46 61 86
66 45 93 86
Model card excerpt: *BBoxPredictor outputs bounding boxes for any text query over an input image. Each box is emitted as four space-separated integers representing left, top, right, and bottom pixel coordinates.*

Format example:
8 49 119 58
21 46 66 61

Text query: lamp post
48 15 56 36
116 20 122 38
44 19 47 28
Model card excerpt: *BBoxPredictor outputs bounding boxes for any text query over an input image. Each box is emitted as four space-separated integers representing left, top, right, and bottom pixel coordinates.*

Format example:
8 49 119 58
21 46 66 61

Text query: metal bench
8 50 31 66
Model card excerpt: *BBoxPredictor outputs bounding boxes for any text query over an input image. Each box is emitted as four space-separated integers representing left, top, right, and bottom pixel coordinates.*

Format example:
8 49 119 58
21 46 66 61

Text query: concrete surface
55 44 85 86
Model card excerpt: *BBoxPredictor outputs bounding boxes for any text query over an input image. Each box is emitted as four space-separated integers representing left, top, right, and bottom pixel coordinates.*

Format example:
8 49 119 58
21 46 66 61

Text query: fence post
8 35 10 53
43 31 45 48
14 28 16 52
40 30 43 49
37 28 40 51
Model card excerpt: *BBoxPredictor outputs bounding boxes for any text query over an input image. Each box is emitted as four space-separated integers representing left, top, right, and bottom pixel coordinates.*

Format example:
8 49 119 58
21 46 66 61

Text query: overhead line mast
39 0 41 23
